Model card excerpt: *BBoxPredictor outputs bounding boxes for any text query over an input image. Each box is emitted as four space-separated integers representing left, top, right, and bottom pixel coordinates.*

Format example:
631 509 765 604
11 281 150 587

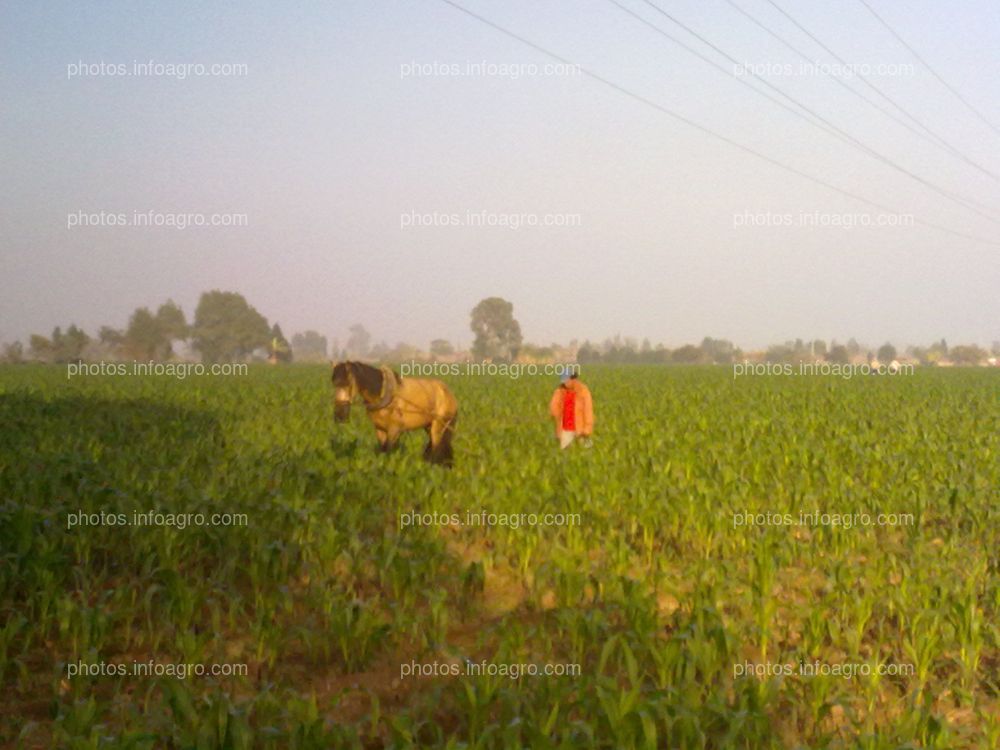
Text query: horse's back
400 376 457 417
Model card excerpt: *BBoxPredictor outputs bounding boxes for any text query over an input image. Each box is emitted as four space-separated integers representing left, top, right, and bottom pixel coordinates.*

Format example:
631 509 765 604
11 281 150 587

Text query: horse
332 361 458 466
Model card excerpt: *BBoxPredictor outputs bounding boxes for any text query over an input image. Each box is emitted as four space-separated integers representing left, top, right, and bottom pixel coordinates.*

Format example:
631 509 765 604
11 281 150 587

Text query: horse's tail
436 411 457 468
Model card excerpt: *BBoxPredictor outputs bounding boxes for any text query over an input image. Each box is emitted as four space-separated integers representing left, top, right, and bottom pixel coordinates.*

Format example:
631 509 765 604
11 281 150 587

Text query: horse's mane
331 362 349 386
349 362 380 396
348 362 400 396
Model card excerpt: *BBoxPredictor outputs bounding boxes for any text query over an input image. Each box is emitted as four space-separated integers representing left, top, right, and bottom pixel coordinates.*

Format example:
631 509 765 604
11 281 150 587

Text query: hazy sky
2 0 998 350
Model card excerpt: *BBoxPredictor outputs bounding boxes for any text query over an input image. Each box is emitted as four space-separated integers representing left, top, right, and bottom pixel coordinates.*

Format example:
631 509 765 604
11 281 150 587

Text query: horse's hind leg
427 414 456 467
424 423 441 464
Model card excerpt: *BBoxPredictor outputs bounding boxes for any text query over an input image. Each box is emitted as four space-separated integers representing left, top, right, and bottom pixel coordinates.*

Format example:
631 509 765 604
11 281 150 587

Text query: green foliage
1 365 997 748
828 344 850 364
470 297 522 361
345 324 371 358
29 325 91 363
430 339 455 358
671 344 705 364
125 307 163 359
191 290 270 363
877 343 897 362
123 301 188 360
269 324 292 363
291 331 328 363
98 326 125 346
1 341 24 364
156 300 189 341
950 344 987 365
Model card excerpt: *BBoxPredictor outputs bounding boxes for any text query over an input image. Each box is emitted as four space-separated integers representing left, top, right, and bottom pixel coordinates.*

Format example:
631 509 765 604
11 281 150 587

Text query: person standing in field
549 369 593 449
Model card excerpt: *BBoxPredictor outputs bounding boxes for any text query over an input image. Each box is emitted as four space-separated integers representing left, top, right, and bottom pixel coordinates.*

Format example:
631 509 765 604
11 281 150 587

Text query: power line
720 0 1000 183
604 1 847 146
619 0 1000 224
856 0 1000 138
763 0 996 182
434 0 998 246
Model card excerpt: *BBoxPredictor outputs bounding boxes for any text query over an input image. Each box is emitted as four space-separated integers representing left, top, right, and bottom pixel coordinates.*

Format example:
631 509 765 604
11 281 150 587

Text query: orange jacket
549 380 593 436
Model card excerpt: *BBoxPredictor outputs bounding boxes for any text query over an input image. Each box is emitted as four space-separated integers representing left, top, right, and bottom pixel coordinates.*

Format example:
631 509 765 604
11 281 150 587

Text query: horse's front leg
384 424 403 452
376 425 402 454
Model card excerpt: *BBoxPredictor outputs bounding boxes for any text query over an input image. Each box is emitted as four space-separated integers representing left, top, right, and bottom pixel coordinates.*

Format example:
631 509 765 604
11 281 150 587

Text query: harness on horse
364 367 455 427
365 366 399 411
356 363 457 437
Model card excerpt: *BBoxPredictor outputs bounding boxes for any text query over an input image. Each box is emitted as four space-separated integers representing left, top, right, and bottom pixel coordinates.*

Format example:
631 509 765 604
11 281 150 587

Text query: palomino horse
332 361 458 466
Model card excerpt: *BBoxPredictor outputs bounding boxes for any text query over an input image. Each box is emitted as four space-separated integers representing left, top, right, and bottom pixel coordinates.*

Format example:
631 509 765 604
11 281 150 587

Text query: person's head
559 368 580 390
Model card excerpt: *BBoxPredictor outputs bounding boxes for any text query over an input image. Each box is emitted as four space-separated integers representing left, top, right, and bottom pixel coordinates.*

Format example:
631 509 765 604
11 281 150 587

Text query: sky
2 0 999 351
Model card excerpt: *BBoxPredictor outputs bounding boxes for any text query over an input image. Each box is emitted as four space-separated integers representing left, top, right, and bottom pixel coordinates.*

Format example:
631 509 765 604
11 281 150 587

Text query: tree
121 301 188 360
269 323 292 363
125 307 164 359
521 343 555 361
765 344 796 364
29 334 54 362
2 341 24 364
700 337 737 364
672 344 705 364
652 344 672 364
603 335 639 363
430 339 455 358
99 326 125 346
827 345 849 364
577 341 601 364
28 328 90 363
926 339 948 365
346 324 372 358
877 343 897 363
950 344 986 365
156 300 188 344
191 290 270 363
470 297 522 361
388 341 421 361
291 330 328 362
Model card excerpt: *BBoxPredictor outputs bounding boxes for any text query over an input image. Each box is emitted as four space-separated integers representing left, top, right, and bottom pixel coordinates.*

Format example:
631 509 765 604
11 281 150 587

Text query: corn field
1 364 997 748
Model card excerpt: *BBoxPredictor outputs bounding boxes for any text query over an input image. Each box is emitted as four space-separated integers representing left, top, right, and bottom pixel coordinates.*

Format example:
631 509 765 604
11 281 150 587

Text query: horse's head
331 361 355 422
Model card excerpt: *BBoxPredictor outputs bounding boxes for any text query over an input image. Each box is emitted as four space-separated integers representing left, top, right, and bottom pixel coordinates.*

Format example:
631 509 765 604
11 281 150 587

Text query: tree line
3 293 996 366
9 291 325 365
